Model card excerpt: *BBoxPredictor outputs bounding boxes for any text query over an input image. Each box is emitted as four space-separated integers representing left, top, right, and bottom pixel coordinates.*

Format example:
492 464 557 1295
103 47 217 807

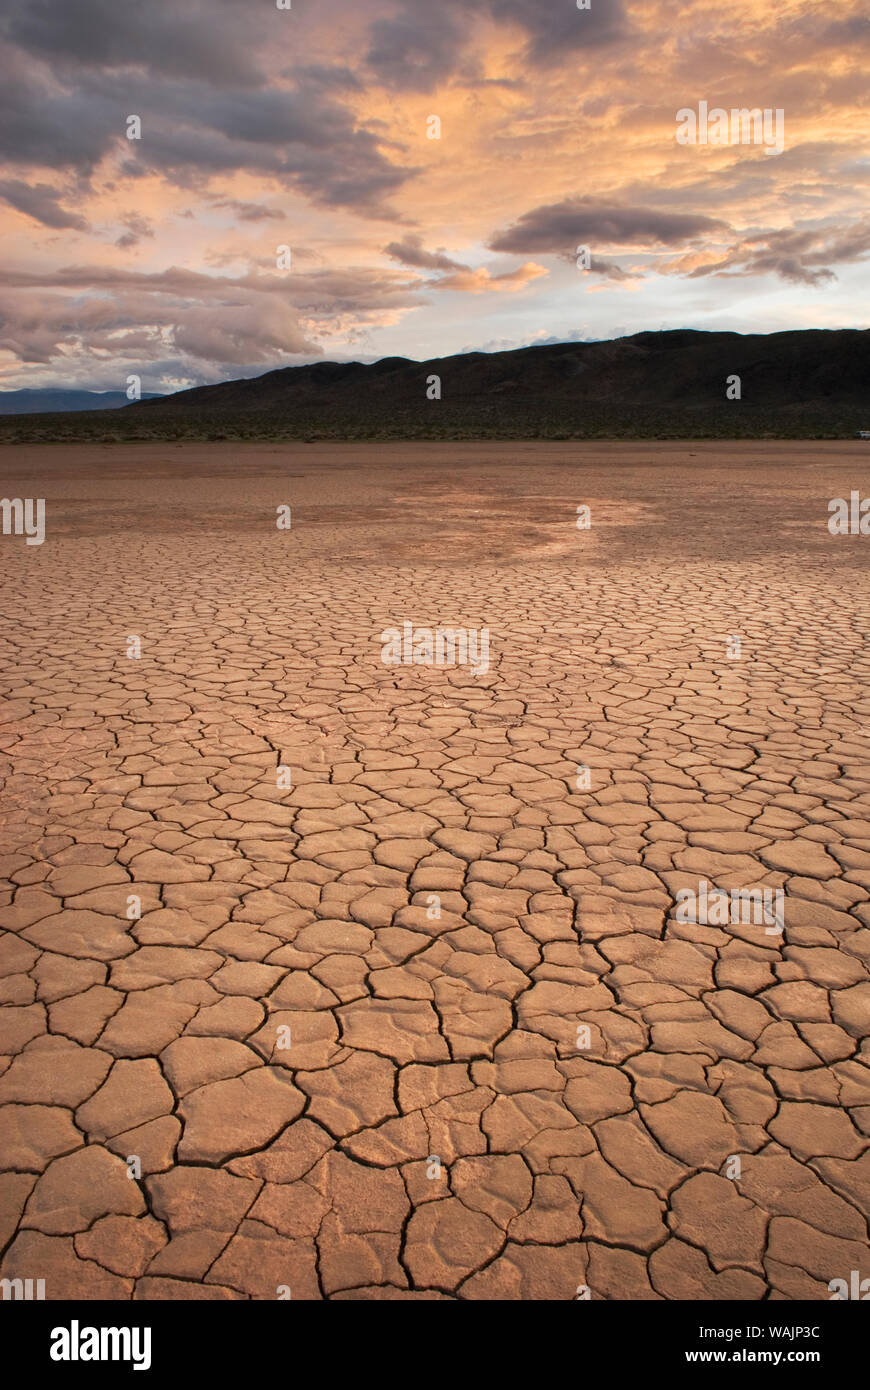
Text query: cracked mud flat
0 439 868 1302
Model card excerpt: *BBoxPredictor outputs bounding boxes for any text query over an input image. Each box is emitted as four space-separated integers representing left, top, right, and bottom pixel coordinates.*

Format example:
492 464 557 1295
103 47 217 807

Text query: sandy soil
1 440 869 1300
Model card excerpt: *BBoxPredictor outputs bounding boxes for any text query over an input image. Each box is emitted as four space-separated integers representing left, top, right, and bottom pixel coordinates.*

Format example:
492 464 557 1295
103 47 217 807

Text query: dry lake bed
1 440 869 1300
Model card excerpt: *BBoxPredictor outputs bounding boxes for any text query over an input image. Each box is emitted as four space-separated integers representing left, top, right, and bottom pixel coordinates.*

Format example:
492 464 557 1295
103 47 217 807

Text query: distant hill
2 330 868 440
0 389 163 415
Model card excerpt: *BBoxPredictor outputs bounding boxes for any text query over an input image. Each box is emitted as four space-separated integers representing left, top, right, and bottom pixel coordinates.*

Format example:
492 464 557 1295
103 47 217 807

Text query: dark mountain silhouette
2 329 868 440
0 389 163 415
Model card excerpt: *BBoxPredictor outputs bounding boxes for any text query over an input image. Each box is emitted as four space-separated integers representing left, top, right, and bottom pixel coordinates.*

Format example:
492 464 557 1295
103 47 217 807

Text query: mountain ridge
0 389 164 415
2 329 868 440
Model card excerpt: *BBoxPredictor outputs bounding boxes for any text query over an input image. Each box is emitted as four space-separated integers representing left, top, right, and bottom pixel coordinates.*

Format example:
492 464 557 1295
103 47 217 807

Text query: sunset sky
1 0 868 392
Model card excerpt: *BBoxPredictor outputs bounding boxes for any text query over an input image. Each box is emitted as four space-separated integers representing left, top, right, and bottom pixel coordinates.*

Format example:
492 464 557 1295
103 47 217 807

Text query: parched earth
0 440 868 1301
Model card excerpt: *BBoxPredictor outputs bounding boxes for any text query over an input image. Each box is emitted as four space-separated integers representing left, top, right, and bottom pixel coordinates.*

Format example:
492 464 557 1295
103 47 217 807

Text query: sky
0 0 868 392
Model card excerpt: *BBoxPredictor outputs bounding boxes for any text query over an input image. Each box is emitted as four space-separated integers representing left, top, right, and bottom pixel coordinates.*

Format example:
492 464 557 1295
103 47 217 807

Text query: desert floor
1 439 869 1300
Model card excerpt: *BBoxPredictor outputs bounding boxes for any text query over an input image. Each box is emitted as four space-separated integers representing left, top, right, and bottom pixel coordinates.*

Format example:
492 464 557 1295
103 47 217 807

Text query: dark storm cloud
0 48 117 172
365 6 466 93
0 0 416 216
364 0 627 90
487 0 627 62
290 65 364 93
384 235 467 272
0 0 625 211
0 179 90 230
489 199 729 253
0 55 415 214
2 0 263 85
117 98 412 210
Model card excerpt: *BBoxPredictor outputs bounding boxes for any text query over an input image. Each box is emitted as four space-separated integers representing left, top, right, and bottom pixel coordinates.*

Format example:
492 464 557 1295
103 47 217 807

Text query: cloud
0 260 428 383
0 52 115 172
586 256 632 281
384 235 467 272
677 220 870 285
0 282 316 374
2 0 264 85
0 178 90 230
114 212 155 249
0 46 415 216
0 288 168 365
0 262 427 315
489 199 730 255
784 10 870 52
487 0 627 62
363 0 628 91
212 199 284 222
172 298 314 364
365 5 466 93
384 237 547 291
433 261 548 293
134 75 419 212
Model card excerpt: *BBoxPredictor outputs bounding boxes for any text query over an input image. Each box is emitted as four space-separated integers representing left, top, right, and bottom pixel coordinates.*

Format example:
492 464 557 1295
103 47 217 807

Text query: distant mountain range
2 330 868 440
0 389 163 415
